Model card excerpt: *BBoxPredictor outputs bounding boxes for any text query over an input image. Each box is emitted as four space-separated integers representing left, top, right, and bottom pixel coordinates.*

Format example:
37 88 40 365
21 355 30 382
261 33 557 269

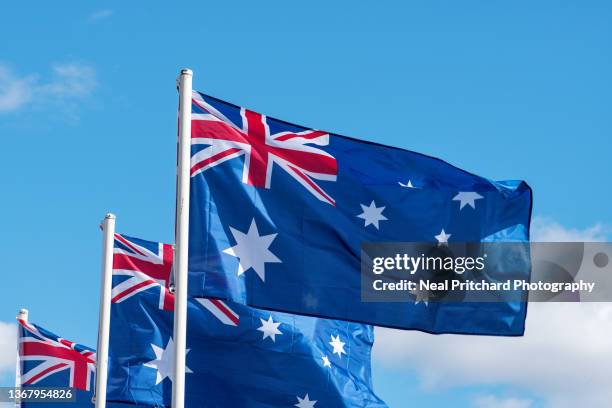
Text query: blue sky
0 1 611 407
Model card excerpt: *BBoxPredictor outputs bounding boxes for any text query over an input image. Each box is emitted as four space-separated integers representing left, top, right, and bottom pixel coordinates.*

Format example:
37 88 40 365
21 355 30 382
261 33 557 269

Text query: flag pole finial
176 68 193 89
17 309 29 322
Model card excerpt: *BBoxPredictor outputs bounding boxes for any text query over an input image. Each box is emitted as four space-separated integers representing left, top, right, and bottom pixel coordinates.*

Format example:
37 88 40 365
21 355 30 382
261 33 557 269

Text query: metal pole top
17 308 29 322
176 69 193 89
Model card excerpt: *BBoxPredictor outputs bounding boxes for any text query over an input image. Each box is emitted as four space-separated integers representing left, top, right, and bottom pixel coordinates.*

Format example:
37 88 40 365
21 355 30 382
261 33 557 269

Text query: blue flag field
187 92 533 336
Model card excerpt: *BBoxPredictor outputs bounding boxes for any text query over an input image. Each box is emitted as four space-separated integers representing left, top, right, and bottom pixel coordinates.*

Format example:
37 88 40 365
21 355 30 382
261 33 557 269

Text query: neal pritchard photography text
361 242 612 303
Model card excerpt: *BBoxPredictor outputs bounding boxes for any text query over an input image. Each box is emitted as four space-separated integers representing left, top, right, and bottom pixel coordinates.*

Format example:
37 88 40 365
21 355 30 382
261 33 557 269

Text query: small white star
295 394 317 408
410 286 430 306
452 192 484 210
435 229 451 245
223 219 282 282
321 355 331 368
398 180 416 189
357 200 388 229
143 338 192 385
329 334 346 358
257 315 282 342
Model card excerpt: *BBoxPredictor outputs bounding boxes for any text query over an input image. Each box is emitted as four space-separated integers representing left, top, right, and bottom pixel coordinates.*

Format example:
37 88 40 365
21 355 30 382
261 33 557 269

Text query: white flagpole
94 213 116 408
15 309 28 408
172 68 193 408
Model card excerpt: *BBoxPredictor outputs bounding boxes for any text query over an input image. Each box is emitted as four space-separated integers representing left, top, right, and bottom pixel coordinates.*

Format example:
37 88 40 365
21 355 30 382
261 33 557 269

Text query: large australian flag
107 234 386 408
187 91 533 336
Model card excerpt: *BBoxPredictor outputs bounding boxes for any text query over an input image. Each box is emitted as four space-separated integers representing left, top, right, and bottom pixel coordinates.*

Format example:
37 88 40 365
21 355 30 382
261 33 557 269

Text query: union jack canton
17 317 95 391
112 233 238 325
191 91 338 205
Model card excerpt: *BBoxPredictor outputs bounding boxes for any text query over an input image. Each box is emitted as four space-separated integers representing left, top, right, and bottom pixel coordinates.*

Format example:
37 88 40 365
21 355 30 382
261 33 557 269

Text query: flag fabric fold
107 234 386 408
187 91 533 336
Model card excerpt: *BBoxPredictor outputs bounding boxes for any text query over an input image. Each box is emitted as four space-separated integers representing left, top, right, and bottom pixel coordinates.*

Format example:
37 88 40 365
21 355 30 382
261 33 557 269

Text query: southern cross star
435 229 451 245
398 180 416 188
452 191 484 210
410 286 430 306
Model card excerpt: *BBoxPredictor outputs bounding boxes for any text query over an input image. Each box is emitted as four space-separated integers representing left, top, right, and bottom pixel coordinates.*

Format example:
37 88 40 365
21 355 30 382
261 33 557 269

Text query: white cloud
0 63 96 116
373 219 612 408
375 304 612 407
0 321 17 379
531 216 608 242
39 64 97 99
472 395 533 408
0 66 36 112
89 9 114 21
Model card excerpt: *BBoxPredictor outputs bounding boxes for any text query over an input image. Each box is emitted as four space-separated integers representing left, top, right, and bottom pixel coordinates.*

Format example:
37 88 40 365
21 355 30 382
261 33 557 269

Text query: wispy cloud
472 395 533 408
531 216 608 242
0 321 17 381
0 63 97 117
0 66 36 113
88 9 114 22
374 219 612 408
39 64 97 99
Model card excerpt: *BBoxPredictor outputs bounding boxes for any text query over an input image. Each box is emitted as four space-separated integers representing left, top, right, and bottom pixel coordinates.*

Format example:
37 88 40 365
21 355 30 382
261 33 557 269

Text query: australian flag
187 92 533 336
16 316 96 407
107 234 386 407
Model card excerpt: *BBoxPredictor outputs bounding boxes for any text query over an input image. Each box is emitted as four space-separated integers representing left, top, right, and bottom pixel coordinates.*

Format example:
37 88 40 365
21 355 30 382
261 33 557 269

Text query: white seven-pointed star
257 315 282 342
357 201 388 229
143 338 192 385
321 355 331 368
452 192 484 210
223 219 281 282
398 180 416 188
435 229 451 245
329 334 346 358
295 394 317 408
